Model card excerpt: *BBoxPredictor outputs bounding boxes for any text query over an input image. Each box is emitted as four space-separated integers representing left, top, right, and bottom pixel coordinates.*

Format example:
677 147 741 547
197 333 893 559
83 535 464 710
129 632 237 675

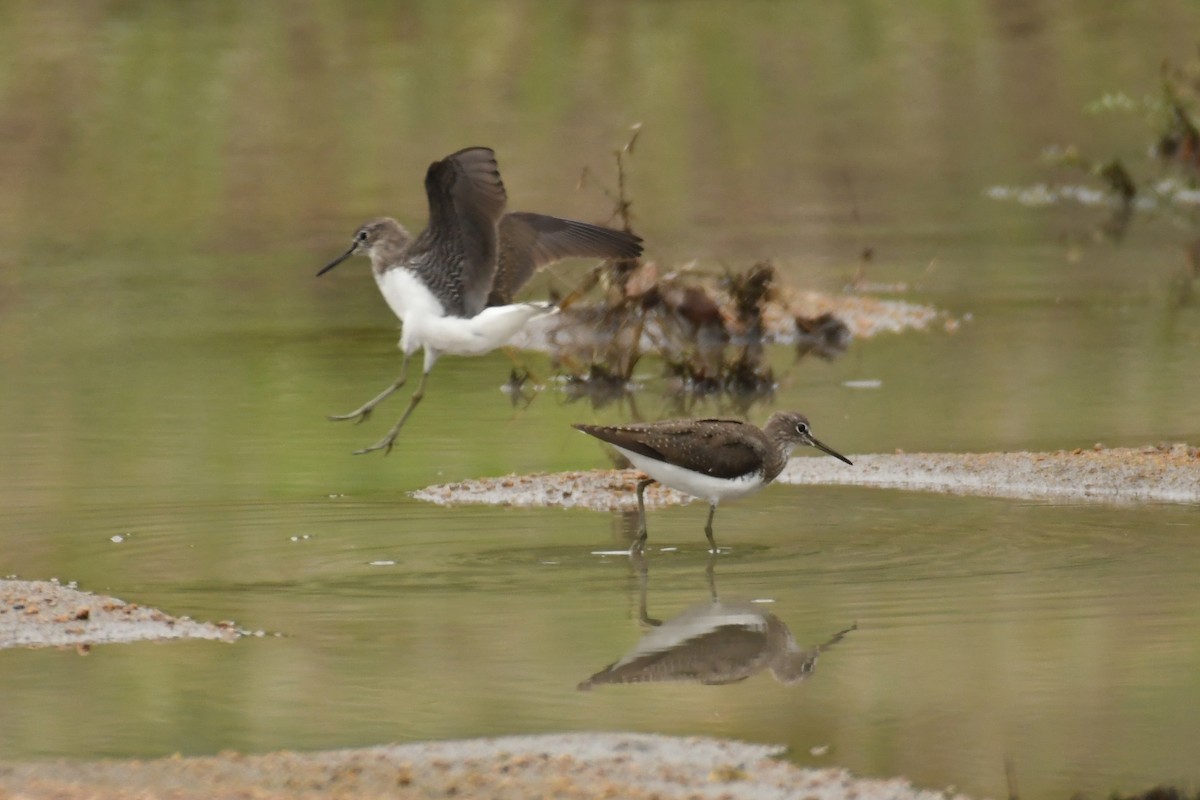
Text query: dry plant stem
622 309 647 381
555 264 604 311
501 346 540 385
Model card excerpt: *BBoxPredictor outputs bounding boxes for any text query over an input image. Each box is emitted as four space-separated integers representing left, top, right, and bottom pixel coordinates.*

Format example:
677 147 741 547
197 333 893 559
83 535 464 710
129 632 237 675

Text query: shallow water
2 3 1200 798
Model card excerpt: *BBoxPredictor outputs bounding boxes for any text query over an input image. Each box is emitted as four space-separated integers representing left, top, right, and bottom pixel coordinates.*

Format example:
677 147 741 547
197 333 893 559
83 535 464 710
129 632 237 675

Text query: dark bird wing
488 212 643 306
417 147 508 317
573 419 767 480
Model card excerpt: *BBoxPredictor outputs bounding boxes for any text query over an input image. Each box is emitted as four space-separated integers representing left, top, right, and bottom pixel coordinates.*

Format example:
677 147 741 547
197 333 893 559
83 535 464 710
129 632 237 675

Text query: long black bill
316 246 356 277
810 436 853 466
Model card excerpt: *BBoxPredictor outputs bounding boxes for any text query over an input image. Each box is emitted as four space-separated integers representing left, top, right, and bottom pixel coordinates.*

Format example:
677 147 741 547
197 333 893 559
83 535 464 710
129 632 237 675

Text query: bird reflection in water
578 553 855 689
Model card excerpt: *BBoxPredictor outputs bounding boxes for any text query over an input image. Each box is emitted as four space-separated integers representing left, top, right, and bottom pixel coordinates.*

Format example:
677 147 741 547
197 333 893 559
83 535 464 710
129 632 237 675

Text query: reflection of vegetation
991 55 1200 277
2 7 1199 795
1157 60 1200 174
549 133 848 418
551 259 785 411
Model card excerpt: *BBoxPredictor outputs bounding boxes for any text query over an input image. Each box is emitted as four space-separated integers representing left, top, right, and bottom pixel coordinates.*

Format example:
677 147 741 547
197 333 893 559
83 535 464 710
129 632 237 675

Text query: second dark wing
488 212 643 306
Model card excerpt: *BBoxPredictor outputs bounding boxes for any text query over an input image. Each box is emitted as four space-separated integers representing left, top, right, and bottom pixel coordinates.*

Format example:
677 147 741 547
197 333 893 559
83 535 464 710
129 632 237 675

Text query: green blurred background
2 2 1199 798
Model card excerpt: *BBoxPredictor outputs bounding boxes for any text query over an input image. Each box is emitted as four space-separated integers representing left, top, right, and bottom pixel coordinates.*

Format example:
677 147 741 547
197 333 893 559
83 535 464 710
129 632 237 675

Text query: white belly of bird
613 446 767 505
412 302 555 356
376 268 554 356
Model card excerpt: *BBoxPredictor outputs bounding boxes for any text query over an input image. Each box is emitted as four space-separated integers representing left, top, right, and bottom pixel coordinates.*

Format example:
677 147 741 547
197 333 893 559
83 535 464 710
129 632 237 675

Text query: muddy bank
412 469 695 510
0 580 245 650
0 733 977 800
413 444 1198 509
780 443 1199 504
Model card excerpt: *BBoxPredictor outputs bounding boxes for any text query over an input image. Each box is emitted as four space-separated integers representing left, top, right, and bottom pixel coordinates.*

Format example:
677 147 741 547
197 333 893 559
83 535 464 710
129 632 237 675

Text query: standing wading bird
574 411 852 554
317 147 643 454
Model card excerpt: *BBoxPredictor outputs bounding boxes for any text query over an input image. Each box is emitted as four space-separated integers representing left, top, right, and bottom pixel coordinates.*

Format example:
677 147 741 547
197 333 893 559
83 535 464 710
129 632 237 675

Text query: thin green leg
630 478 656 555
355 369 429 455
329 354 410 424
704 503 718 552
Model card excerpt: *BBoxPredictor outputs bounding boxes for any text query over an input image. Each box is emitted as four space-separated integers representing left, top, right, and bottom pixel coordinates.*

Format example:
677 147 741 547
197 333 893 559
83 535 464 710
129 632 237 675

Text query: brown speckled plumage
573 411 852 553
574 411 841 483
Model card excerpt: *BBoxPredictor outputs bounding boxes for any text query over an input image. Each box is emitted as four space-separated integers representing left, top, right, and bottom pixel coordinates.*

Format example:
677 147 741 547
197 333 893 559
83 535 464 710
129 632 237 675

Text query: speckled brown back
573 418 779 481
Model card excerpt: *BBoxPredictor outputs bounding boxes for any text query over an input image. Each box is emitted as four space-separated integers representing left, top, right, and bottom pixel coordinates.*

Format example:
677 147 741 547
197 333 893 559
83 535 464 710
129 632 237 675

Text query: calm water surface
2 3 1199 798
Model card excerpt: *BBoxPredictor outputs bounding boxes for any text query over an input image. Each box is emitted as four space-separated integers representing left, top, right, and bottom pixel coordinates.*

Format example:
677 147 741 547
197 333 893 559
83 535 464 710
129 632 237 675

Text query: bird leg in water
353 369 429 456
630 550 662 627
704 503 718 553
705 551 718 601
329 355 410 424
631 477 656 555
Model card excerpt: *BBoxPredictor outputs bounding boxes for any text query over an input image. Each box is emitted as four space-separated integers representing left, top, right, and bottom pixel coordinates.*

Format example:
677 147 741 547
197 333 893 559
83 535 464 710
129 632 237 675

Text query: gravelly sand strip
780 444 1200 504
0 580 243 650
412 444 1199 510
411 469 695 510
0 733 979 800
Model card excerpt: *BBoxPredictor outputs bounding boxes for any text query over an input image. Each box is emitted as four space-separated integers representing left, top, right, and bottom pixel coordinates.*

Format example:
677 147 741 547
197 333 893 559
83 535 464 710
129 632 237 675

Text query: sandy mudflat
779 443 1200 504
0 580 243 650
411 468 695 510
412 443 1199 510
0 733 978 800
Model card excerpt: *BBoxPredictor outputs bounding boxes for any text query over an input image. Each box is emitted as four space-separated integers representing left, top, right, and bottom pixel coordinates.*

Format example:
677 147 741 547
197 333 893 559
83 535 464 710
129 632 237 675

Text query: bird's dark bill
811 437 853 466
316 246 356 277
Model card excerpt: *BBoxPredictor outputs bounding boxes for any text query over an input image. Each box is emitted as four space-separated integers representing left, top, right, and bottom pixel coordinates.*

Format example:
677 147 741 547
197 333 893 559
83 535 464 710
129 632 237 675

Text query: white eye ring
356 230 369 242
795 422 809 435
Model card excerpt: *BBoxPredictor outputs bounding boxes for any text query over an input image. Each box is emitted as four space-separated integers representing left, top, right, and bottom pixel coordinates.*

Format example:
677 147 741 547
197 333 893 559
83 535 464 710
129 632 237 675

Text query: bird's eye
355 230 369 242
795 422 810 436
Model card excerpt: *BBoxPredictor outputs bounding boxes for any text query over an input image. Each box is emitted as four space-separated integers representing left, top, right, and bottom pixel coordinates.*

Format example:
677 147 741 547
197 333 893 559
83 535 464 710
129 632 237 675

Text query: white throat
374 267 445 324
